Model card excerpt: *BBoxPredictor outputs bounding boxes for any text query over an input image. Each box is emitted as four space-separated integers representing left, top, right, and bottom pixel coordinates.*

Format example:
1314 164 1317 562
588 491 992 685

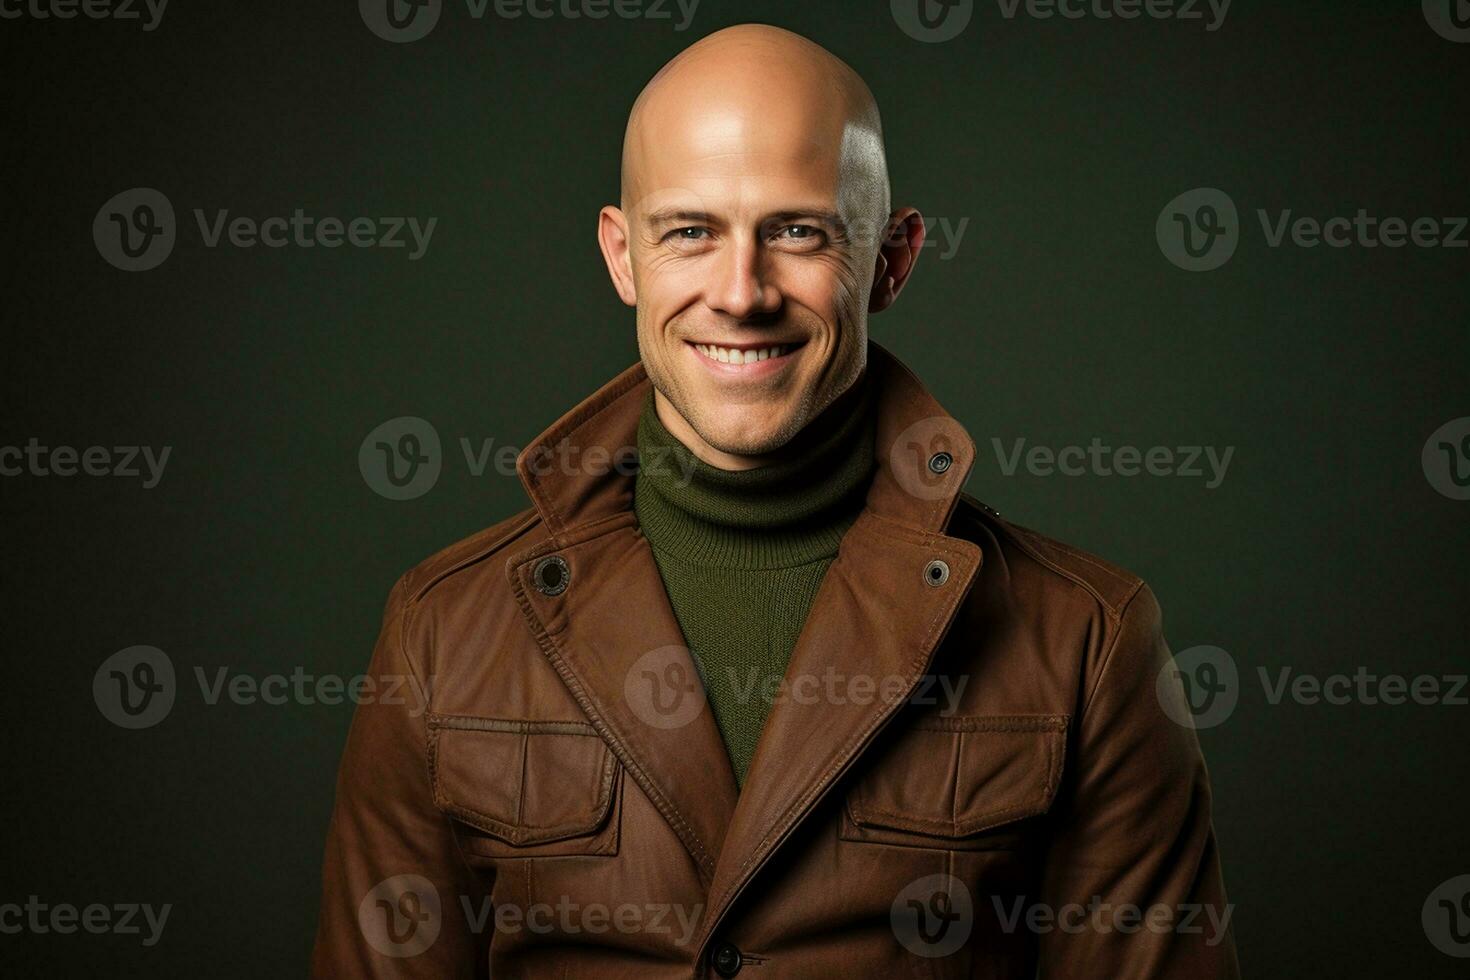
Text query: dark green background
3 0 1466 975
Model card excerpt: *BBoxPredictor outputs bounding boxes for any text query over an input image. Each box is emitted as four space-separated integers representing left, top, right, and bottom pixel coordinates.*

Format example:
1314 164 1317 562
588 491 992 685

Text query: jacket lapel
508 517 739 885
690 513 981 955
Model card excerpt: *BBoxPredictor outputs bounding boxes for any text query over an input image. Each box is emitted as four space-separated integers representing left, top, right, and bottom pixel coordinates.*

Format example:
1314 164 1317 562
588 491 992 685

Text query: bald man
312 25 1239 979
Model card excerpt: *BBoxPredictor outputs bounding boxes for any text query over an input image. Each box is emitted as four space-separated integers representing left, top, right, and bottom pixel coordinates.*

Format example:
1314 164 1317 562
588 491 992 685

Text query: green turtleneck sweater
633 382 876 787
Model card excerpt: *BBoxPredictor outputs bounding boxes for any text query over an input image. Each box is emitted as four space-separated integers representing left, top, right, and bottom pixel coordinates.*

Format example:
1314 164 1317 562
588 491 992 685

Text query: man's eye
669 227 708 241
770 224 825 248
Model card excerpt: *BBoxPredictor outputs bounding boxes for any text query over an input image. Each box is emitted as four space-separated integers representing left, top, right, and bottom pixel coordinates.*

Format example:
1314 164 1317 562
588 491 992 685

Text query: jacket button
927 451 953 474
531 555 569 596
923 559 950 587
711 941 743 977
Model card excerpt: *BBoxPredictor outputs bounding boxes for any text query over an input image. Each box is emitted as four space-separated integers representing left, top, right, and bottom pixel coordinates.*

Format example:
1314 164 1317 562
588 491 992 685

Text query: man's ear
868 207 925 314
598 206 638 307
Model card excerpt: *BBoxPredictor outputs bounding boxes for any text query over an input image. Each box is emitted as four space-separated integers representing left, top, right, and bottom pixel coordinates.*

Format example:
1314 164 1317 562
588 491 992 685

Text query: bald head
597 25 925 469
621 24 890 229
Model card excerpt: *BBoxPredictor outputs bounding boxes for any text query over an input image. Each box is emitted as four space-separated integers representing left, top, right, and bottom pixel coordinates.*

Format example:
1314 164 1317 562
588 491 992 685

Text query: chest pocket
839 714 1068 851
428 714 622 858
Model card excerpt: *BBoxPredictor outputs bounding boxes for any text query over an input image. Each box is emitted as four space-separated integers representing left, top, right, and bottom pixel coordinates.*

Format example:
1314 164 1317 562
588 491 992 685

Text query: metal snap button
711 941 743 977
532 555 569 596
923 559 950 587
927 451 953 474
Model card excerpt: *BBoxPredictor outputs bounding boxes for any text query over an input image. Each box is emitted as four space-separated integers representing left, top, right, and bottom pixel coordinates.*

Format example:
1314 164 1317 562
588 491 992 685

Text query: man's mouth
690 341 803 366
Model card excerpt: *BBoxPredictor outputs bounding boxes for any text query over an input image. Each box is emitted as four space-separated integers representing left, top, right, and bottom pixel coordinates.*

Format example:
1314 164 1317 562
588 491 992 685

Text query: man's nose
706 236 782 320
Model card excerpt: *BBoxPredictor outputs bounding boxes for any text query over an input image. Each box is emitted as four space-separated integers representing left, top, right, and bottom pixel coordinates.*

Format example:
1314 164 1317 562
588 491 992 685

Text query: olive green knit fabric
633 382 876 787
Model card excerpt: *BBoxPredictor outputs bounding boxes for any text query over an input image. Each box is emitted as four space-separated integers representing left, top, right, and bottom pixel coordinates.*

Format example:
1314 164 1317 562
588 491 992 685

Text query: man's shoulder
950 493 1149 624
391 506 548 612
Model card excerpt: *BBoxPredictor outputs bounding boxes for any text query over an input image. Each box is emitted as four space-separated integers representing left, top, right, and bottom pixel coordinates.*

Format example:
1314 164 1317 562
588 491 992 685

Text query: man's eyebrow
640 208 848 229
643 208 716 226
762 209 846 229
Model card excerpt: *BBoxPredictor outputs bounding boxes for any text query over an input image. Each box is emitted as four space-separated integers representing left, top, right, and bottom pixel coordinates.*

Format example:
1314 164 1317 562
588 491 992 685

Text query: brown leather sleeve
310 578 490 978
1036 584 1242 978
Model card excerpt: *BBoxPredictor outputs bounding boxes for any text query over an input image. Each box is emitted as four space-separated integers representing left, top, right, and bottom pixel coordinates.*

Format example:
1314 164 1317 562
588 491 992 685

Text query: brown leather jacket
311 343 1240 979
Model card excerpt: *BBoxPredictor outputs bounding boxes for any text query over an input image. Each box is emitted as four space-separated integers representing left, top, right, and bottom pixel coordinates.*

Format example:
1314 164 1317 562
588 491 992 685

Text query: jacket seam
409 509 542 603
954 496 1133 620
1077 579 1150 724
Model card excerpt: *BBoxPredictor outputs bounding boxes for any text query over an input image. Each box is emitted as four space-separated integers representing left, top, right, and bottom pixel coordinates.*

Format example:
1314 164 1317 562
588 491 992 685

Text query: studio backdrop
2 1 1467 976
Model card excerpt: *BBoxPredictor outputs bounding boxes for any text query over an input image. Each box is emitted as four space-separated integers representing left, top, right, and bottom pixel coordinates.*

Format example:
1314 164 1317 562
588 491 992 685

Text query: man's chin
695 429 790 459
689 412 799 459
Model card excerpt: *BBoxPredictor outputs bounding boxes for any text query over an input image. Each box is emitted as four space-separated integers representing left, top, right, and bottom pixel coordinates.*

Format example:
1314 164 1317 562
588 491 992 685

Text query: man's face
614 107 887 460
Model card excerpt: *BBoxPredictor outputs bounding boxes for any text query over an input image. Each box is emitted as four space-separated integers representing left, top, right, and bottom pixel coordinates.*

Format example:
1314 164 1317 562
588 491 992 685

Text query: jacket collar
515 340 977 540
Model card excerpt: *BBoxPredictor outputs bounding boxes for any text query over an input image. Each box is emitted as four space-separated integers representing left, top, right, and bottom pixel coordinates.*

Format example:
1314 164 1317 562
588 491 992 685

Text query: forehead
626 88 861 216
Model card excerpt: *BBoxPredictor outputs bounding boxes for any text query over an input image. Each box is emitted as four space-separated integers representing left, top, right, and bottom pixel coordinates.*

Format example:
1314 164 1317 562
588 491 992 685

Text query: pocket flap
428 716 617 846
848 714 1068 838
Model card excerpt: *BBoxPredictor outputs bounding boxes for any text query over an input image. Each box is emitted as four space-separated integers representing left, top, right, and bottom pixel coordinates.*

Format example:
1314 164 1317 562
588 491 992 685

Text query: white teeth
695 343 791 364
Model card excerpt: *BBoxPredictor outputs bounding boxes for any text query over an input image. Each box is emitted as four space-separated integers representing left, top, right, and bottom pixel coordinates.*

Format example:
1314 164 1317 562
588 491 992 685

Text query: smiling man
312 24 1239 979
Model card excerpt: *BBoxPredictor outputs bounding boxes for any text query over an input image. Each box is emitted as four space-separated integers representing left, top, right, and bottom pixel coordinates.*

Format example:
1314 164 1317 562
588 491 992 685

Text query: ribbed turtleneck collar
633 377 877 570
